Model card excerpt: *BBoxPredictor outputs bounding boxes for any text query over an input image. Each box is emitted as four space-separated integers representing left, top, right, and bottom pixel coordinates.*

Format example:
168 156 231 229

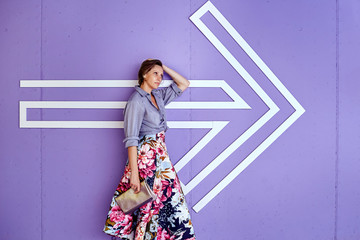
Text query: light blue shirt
123 82 183 148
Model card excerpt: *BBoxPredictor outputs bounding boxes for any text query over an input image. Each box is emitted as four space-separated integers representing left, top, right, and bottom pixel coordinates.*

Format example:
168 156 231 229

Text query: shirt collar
135 85 160 99
135 85 151 97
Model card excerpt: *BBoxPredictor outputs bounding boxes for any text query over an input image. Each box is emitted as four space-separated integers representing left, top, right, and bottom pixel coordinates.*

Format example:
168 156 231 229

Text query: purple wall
1 0 359 239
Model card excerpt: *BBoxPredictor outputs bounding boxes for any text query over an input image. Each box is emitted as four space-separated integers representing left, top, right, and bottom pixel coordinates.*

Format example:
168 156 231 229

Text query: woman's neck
140 83 153 94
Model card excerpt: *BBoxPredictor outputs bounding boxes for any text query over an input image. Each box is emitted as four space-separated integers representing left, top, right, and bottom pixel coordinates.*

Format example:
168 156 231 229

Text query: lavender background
1 0 359 239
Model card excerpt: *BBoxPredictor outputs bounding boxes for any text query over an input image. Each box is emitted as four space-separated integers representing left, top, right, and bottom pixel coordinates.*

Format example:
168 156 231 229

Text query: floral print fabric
103 131 196 240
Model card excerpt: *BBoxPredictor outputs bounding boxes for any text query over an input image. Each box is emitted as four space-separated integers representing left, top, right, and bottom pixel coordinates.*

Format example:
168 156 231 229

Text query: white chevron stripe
189 1 305 212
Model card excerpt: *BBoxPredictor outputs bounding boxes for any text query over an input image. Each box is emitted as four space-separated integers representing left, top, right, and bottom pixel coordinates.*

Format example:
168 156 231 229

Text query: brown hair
138 59 163 86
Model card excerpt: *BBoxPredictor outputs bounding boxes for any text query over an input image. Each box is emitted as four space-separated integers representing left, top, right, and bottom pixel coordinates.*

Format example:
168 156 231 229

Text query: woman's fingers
130 182 141 193
133 183 140 193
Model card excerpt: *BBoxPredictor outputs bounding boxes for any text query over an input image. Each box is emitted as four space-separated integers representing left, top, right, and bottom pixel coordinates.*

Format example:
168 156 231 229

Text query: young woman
103 59 196 240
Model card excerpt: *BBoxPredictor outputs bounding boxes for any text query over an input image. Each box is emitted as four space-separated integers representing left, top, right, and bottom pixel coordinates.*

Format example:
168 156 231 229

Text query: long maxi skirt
103 131 196 240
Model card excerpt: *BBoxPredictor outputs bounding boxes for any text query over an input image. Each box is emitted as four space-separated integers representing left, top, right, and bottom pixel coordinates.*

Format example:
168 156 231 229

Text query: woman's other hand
128 145 140 193
130 172 141 193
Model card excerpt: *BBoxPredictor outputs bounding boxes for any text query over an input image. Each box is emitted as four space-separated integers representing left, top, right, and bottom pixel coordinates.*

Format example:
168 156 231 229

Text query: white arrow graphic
189 1 305 212
18 0 305 213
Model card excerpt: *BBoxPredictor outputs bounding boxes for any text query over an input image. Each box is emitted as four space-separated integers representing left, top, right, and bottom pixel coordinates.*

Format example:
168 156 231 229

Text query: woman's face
143 65 163 90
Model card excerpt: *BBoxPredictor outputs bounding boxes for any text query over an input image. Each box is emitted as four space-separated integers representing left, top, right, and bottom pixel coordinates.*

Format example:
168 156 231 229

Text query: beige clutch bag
115 181 157 214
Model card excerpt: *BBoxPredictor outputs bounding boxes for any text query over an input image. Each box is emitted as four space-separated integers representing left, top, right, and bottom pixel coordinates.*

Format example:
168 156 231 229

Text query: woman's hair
138 59 163 86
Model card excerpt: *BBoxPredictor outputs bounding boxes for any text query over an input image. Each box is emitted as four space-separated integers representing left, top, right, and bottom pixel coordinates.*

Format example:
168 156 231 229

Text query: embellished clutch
115 181 157 214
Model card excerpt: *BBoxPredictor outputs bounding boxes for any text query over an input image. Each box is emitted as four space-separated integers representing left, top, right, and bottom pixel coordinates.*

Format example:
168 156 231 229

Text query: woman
103 59 196 240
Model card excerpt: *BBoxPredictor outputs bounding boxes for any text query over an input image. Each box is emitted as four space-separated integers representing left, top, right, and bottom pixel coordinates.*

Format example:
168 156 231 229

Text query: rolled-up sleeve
123 98 145 148
158 82 183 106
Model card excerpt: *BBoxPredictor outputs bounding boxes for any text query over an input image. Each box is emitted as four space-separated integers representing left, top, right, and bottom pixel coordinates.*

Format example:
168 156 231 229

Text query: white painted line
20 80 251 109
174 121 229 172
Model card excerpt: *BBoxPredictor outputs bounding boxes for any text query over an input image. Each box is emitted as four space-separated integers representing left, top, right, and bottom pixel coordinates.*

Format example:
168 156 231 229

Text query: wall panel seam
334 0 339 239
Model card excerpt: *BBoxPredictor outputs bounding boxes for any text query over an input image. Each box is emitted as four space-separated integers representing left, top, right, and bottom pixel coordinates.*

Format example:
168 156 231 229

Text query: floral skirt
103 131 196 240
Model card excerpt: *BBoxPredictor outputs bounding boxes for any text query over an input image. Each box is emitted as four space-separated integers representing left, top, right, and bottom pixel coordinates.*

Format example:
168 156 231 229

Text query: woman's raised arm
162 64 190 92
